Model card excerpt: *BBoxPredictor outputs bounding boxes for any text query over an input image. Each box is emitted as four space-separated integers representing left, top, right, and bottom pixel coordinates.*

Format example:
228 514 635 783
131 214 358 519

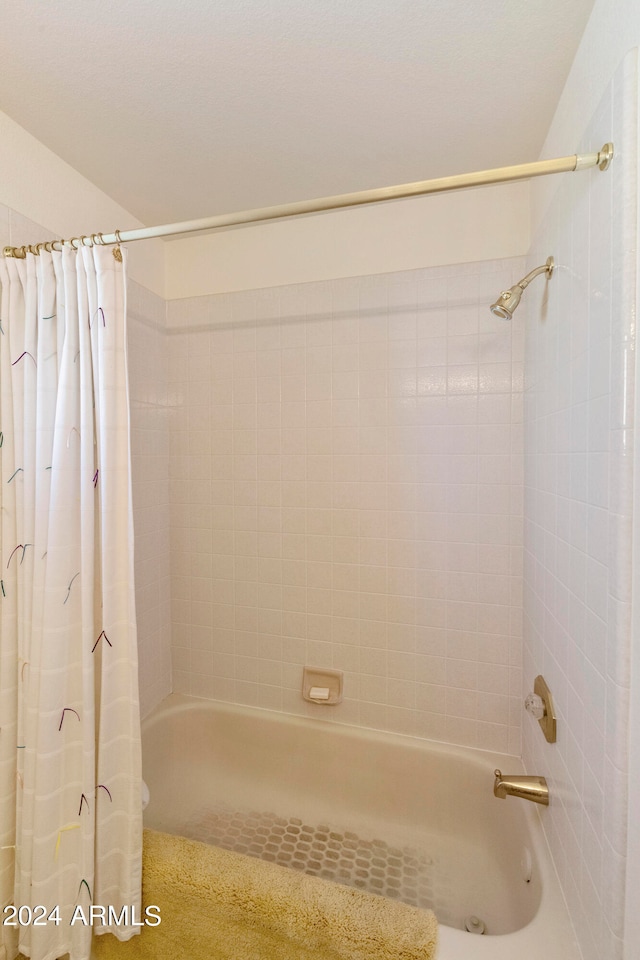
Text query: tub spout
493 769 549 806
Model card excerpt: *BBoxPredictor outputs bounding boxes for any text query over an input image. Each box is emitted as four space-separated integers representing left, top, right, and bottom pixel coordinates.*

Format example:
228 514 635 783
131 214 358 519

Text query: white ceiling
0 0 595 228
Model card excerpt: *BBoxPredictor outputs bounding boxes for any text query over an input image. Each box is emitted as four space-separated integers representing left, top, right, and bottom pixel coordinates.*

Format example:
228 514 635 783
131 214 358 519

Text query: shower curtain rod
3 143 614 259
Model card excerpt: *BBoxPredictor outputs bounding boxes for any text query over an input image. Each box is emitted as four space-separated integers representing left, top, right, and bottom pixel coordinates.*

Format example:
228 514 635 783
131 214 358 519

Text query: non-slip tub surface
181 805 440 911
93 828 438 960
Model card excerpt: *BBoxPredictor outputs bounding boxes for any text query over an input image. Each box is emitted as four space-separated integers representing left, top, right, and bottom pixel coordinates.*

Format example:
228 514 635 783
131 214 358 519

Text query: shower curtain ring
113 229 123 262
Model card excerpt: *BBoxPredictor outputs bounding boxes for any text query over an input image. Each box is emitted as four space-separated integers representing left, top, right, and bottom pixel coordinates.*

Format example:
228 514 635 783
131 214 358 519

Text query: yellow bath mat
93 828 438 960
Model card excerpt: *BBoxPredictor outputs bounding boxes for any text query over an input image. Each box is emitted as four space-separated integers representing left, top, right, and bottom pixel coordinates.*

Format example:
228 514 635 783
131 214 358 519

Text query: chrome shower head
490 257 554 320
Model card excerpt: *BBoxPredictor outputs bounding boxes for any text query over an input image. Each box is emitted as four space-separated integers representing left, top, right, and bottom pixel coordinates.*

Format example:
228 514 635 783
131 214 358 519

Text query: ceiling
0 0 595 229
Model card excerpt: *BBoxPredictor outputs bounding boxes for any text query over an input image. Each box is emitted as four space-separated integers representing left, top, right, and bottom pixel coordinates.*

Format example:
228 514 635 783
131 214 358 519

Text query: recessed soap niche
302 667 343 705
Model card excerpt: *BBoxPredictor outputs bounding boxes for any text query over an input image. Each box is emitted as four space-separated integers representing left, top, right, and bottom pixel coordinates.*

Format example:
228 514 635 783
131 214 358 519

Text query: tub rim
142 691 525 772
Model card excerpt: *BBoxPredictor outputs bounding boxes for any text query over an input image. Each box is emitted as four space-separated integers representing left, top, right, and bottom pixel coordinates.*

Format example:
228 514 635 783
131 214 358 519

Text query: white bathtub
142 694 580 960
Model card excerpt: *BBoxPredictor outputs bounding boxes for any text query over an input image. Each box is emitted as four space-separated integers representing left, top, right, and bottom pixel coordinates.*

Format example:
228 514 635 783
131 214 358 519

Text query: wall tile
167 256 526 751
128 278 172 717
523 56 635 960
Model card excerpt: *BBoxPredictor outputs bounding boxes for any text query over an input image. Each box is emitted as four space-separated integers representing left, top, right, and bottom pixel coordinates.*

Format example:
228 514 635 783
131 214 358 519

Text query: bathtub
142 694 580 960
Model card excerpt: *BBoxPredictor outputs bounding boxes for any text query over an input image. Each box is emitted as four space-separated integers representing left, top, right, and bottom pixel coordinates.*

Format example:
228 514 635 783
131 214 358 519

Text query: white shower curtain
0 246 142 960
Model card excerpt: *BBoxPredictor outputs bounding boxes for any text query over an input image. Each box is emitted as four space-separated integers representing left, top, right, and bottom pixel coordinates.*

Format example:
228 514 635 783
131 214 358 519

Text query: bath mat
92 828 438 960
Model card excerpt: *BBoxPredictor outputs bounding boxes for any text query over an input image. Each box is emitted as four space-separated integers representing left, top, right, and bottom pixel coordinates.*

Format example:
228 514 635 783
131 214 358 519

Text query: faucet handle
526 676 557 743
525 692 545 720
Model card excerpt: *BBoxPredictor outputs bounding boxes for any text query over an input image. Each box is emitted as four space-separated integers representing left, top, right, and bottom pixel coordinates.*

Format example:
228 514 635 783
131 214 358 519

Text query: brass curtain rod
3 143 614 260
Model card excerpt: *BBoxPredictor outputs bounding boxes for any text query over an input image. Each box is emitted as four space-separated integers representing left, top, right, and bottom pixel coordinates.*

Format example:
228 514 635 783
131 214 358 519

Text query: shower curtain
0 246 142 960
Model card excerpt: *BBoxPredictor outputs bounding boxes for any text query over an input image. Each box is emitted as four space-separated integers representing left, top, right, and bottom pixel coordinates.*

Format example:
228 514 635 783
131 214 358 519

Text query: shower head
490 284 524 320
490 256 554 319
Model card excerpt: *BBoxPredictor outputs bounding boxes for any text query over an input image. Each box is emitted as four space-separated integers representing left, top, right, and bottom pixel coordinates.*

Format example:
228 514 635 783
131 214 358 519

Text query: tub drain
464 916 486 934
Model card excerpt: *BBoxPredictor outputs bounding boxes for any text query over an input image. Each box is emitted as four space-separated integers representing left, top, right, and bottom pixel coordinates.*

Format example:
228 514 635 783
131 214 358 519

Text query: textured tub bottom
180 804 456 927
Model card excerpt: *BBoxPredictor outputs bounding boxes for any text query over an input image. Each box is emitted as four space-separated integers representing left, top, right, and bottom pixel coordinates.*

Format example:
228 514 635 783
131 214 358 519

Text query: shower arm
515 259 555 290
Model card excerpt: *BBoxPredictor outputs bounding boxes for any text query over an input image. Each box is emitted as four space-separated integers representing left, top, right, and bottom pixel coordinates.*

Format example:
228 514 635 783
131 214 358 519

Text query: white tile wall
127 281 173 717
523 54 636 960
167 257 525 752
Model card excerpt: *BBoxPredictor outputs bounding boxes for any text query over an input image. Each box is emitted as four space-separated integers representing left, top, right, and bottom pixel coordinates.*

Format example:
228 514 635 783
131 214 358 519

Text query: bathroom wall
529 5 640 954
167 256 525 753
127 282 173 717
0 103 530 302
523 52 637 960
0 108 165 297
164 182 530 298
0 108 531 741
531 3 640 238
0 201 172 719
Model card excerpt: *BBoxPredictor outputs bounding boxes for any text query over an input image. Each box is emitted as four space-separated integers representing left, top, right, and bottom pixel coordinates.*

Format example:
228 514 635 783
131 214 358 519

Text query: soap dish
302 666 343 705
